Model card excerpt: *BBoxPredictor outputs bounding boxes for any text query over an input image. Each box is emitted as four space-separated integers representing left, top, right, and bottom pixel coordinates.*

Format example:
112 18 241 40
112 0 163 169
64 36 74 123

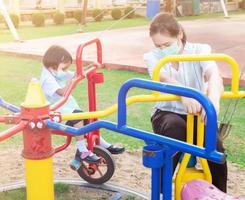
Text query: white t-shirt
144 42 217 115
40 67 80 114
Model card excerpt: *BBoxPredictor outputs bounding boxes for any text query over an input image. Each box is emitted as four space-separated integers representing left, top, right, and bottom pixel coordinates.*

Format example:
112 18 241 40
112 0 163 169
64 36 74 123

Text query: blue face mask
153 42 180 58
51 70 67 81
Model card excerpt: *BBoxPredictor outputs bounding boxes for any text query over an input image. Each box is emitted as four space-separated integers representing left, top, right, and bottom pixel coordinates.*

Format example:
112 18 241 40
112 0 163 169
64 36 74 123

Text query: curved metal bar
76 38 102 77
117 78 217 153
50 76 83 111
46 119 224 164
152 54 240 95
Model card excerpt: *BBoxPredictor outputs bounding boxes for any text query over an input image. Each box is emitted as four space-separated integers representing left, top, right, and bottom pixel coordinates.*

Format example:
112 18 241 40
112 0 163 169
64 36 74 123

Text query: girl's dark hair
150 12 187 45
42 45 72 69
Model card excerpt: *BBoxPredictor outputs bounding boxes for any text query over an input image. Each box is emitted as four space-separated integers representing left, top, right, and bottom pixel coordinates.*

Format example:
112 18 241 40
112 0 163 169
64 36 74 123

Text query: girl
144 13 227 192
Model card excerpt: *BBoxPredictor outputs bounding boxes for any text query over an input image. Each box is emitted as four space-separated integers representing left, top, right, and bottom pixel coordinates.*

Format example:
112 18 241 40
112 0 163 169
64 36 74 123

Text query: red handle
76 38 102 77
50 76 82 111
0 121 27 142
51 130 72 154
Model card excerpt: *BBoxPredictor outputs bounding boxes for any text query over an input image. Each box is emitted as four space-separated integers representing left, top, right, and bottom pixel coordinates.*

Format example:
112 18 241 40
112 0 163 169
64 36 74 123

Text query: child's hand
90 61 102 68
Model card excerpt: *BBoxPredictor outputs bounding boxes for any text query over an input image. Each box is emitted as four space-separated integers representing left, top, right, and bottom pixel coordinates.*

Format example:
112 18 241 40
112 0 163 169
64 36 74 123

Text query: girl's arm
204 66 224 114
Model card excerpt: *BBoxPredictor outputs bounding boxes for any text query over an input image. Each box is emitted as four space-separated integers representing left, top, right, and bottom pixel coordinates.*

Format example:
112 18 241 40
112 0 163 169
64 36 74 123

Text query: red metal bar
50 76 83 111
51 130 72 154
0 121 27 142
76 38 102 77
0 116 5 123
54 136 72 154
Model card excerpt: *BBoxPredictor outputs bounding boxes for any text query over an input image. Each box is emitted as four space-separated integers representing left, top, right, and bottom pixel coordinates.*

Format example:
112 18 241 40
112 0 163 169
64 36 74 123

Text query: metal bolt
29 122 36 129
36 121 43 129
53 116 60 123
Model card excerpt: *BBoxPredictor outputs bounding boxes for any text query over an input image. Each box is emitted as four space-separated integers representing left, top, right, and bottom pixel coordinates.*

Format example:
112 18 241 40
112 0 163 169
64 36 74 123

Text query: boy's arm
56 87 67 96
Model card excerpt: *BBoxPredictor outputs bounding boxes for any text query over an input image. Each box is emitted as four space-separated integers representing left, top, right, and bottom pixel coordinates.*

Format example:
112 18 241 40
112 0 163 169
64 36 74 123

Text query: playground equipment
0 38 245 200
0 0 20 41
151 53 245 200
0 39 116 185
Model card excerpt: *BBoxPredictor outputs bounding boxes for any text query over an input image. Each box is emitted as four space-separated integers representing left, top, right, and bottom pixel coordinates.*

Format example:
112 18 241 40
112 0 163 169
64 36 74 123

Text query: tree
81 0 88 25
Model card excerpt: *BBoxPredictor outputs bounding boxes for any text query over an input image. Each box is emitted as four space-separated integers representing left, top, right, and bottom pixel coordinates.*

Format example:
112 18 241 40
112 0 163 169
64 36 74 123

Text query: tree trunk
81 0 88 25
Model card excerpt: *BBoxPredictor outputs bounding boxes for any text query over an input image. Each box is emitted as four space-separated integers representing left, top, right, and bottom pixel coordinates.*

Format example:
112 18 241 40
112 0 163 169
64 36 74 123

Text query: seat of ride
181 179 245 200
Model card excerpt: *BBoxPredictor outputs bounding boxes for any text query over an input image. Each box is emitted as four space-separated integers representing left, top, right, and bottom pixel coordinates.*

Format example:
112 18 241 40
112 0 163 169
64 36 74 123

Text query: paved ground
0 14 245 83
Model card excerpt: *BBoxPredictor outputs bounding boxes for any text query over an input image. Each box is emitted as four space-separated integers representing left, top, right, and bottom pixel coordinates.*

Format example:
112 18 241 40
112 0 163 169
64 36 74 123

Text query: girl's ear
178 29 184 41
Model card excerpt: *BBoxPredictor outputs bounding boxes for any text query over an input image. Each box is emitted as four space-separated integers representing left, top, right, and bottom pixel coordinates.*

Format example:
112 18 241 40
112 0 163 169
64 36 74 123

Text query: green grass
0 55 244 167
0 183 138 199
1 10 245 43
0 17 150 43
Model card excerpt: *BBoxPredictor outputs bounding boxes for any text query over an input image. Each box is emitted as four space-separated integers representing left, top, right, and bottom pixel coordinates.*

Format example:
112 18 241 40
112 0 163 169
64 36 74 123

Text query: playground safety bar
51 130 72 154
117 79 217 152
152 54 241 95
51 38 102 111
46 79 224 164
0 97 20 113
76 38 102 77
46 119 224 164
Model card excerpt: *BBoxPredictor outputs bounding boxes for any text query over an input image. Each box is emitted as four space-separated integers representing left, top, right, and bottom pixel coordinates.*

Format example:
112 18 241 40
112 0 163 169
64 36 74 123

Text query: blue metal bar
162 149 175 200
46 119 224 164
0 97 20 113
117 78 217 153
152 168 161 200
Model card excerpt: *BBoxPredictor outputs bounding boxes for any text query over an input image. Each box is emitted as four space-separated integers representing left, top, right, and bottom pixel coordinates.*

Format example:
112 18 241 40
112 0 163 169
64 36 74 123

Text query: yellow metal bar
25 158 54 200
152 54 240 95
175 114 194 200
61 91 245 121
197 115 212 183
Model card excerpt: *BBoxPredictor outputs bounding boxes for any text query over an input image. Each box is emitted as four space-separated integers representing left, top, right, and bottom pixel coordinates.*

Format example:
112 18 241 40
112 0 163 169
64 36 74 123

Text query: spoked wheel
77 146 115 184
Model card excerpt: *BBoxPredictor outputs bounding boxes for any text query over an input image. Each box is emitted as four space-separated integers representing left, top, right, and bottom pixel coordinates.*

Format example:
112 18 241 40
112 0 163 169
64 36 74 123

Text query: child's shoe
106 145 125 154
70 159 82 171
80 151 101 164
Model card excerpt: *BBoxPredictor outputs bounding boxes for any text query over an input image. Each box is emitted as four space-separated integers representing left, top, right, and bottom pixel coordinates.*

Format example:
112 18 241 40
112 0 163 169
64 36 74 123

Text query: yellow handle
152 54 240 95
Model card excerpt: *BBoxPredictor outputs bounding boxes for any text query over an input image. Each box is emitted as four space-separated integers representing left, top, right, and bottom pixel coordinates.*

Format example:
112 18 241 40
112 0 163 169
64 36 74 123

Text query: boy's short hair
42 45 73 69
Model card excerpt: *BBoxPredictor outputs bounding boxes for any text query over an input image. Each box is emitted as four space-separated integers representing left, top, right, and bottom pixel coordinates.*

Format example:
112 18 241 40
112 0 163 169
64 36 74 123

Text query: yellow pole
21 79 54 200
25 158 54 200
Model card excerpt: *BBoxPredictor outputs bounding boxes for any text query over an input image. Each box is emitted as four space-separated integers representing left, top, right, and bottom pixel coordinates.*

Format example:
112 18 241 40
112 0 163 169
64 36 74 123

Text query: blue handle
117 78 217 153
0 97 20 113
46 119 224 164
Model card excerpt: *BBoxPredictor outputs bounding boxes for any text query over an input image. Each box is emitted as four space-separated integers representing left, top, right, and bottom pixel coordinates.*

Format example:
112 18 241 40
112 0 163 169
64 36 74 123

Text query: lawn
1 10 245 43
0 17 150 43
0 55 244 167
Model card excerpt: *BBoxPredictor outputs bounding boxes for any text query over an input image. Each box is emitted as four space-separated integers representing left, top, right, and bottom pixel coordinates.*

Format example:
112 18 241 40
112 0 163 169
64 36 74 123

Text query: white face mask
153 41 181 58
